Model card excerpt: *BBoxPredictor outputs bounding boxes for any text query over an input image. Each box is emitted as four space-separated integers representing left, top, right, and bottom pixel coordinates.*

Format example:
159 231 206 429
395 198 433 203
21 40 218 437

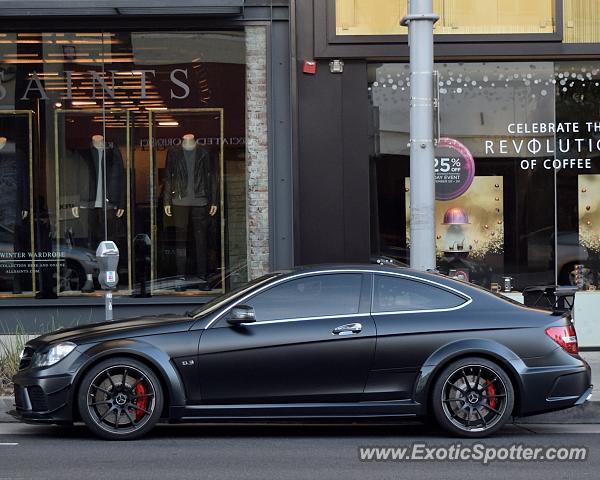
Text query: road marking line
0 443 18 446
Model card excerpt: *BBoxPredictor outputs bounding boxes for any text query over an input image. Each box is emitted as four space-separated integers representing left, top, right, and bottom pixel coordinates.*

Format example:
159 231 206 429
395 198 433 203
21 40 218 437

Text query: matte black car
11 265 592 440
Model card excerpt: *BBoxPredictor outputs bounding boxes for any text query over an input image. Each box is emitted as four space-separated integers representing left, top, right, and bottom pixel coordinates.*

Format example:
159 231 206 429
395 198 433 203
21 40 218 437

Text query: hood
31 314 194 346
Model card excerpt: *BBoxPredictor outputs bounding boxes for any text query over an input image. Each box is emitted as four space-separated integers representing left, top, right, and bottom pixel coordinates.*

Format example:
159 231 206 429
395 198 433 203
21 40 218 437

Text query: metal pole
105 291 113 322
401 0 439 271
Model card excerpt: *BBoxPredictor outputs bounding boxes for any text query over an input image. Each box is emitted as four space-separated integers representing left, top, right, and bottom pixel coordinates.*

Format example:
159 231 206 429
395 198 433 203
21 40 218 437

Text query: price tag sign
434 137 476 201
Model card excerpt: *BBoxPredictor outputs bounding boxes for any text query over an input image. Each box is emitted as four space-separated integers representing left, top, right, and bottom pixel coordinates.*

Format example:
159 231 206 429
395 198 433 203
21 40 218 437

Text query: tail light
545 324 579 354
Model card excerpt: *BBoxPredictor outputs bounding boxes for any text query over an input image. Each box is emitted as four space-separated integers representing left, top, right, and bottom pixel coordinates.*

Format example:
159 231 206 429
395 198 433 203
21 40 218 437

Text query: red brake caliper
486 381 497 409
134 382 148 421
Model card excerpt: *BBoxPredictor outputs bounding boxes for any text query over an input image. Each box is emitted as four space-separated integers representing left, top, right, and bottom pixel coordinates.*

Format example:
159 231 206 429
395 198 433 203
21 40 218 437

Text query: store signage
0 69 192 101
139 137 246 148
0 250 65 275
484 122 599 171
434 137 476 201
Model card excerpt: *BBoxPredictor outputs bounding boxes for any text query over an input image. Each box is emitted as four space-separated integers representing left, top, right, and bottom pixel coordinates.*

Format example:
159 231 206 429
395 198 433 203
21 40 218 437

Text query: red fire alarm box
303 60 317 75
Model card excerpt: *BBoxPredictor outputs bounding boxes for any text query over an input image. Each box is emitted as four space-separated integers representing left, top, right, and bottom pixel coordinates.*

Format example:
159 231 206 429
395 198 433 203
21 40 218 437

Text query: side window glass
373 275 465 313
245 274 363 322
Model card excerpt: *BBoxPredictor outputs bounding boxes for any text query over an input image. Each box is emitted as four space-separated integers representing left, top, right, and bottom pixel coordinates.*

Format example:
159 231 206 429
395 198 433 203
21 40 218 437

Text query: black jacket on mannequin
0 148 28 220
75 145 126 210
164 145 217 207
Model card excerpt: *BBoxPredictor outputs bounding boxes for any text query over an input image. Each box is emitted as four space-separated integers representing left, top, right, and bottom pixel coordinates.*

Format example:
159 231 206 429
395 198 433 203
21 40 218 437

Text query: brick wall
245 26 270 280
225 153 247 289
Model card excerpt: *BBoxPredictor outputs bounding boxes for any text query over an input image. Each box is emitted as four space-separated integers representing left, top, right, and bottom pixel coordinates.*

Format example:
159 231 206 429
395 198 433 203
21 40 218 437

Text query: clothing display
172 205 209 281
59 142 127 292
164 145 216 208
75 144 126 211
164 144 216 283
0 144 30 294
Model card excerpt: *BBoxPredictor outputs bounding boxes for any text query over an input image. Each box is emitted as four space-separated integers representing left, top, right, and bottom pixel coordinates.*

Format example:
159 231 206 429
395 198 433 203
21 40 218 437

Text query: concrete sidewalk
1 352 598 424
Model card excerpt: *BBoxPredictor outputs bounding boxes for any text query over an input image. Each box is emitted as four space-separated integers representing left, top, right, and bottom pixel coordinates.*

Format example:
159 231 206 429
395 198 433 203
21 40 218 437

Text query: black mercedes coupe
11 265 592 440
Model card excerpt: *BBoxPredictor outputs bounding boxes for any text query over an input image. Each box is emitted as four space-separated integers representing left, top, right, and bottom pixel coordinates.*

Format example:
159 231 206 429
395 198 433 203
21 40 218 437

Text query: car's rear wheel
78 357 163 440
431 357 514 438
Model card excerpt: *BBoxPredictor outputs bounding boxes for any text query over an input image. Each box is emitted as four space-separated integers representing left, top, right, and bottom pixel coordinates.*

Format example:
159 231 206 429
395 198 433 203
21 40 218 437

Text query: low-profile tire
77 357 163 440
431 357 514 438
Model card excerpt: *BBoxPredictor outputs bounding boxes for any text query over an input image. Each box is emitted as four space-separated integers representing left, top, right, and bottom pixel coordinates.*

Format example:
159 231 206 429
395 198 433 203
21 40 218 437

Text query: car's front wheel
431 357 514 437
78 357 163 440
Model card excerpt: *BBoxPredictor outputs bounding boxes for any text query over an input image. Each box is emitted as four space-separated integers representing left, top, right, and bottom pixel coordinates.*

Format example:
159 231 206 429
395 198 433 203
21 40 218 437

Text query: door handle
332 323 362 335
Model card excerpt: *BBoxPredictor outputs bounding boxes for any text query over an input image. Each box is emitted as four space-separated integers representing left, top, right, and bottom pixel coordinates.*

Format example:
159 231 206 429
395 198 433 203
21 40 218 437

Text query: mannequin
163 133 217 288
72 135 124 219
67 134 126 292
0 135 30 294
0 136 27 220
164 134 217 217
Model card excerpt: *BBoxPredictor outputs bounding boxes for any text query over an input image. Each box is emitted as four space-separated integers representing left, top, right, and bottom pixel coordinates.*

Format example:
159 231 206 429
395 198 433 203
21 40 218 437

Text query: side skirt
169 400 424 422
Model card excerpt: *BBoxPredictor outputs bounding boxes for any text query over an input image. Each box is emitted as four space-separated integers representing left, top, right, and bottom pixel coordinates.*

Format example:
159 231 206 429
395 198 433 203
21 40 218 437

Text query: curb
0 397 16 423
1 396 599 425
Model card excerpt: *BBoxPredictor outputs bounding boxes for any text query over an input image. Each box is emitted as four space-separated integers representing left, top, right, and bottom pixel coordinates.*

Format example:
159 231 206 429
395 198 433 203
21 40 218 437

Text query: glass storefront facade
295 0 600 346
369 61 600 291
0 30 252 299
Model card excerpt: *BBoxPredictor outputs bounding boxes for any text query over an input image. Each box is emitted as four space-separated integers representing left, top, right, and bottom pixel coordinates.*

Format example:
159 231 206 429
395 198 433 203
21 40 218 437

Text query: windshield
190 272 284 318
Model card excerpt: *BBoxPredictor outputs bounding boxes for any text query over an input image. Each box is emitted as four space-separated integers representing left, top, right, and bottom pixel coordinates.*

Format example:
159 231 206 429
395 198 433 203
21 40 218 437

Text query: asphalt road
0 422 599 480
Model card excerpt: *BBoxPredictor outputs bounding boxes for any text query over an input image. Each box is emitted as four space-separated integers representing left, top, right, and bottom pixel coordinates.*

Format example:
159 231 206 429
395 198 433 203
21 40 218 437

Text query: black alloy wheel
78 357 163 440
431 357 514 438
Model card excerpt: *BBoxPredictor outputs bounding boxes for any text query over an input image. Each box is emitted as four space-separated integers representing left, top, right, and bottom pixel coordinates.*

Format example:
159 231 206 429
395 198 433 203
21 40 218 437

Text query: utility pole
401 0 439 271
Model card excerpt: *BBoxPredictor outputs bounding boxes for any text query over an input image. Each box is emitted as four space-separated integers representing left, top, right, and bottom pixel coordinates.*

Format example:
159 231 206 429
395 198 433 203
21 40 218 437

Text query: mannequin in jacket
0 136 30 294
71 135 125 220
69 134 126 284
0 136 28 220
164 134 217 287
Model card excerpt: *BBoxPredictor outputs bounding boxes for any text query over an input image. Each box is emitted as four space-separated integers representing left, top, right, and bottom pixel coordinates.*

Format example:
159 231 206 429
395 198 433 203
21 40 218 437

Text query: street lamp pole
401 0 439 271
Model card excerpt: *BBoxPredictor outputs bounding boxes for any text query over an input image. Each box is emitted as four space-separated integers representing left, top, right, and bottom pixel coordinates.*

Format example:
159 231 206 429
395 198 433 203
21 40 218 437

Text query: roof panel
0 0 244 16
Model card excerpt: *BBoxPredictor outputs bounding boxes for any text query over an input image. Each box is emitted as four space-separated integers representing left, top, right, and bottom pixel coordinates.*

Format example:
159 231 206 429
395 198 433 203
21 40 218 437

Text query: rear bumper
518 356 593 416
575 385 594 405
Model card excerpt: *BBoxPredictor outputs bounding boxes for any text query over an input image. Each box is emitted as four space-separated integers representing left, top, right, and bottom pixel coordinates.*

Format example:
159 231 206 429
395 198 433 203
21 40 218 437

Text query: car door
197 272 375 404
364 273 469 401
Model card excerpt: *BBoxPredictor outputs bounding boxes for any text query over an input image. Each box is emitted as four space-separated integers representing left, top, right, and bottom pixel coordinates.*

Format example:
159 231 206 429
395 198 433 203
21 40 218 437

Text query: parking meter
96 241 119 321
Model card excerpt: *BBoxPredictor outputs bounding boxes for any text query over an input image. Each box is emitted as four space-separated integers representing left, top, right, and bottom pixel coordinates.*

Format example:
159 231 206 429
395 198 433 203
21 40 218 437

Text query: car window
372 274 466 313
191 272 283 318
245 273 363 322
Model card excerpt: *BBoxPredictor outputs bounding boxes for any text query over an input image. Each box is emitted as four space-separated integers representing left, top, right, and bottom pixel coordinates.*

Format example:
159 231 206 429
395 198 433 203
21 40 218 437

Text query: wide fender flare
413 338 527 406
71 339 187 407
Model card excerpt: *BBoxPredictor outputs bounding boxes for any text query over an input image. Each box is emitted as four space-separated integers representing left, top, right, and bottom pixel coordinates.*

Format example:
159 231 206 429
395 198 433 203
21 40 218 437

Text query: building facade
294 0 600 347
0 0 293 331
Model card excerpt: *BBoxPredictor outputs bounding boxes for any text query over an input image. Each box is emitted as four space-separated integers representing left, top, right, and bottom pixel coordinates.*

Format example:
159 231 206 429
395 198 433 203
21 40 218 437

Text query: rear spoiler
522 285 577 315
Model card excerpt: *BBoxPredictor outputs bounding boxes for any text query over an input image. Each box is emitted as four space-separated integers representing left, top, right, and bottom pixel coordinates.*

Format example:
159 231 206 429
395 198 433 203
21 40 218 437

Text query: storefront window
563 0 600 43
0 31 248 298
369 61 600 291
336 0 556 36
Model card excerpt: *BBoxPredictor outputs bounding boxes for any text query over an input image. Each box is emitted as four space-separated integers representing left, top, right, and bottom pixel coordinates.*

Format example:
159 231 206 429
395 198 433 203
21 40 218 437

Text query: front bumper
11 372 75 424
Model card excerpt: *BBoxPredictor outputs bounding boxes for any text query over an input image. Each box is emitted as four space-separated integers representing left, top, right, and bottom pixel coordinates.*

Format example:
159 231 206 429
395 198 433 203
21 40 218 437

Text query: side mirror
227 305 256 326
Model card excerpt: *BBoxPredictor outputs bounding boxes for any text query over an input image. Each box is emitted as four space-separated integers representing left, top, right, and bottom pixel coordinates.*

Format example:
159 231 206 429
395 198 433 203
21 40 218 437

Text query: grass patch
0 326 29 396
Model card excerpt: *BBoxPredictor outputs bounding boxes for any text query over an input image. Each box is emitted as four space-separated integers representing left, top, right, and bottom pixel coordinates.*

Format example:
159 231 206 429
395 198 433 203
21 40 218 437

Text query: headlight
32 342 76 368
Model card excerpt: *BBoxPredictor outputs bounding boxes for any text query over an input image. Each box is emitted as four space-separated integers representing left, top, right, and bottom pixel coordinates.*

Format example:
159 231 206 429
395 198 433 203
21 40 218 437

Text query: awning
0 0 244 16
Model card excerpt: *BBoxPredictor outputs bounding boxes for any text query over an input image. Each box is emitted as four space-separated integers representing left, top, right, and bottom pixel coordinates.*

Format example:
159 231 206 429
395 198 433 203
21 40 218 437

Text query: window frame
243 272 365 322
312 0 568 59
370 273 470 314
208 270 374 328
328 0 563 44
